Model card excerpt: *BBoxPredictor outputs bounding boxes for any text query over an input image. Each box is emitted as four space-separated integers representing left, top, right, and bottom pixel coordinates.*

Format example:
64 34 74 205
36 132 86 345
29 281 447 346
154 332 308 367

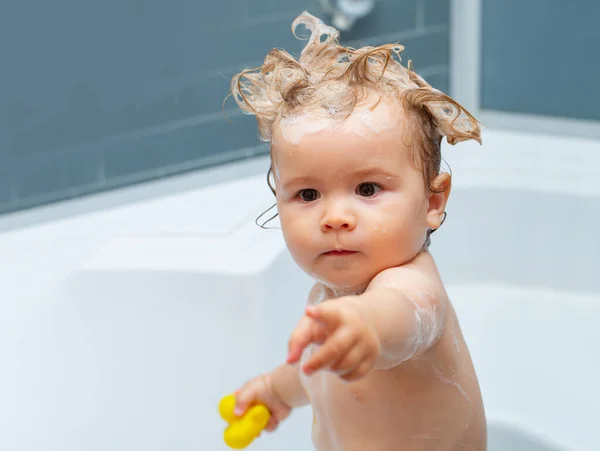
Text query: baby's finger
303 329 356 375
287 317 313 363
340 357 375 382
330 345 365 376
233 384 258 415
265 416 279 432
306 303 343 328
287 316 324 364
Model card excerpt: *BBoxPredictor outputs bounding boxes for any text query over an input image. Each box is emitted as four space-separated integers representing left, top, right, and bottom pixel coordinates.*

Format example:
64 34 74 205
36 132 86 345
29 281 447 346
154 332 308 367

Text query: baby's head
230 12 481 293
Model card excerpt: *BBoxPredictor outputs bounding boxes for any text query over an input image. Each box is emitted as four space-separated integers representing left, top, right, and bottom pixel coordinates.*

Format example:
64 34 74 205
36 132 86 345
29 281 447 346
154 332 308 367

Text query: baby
228 11 486 451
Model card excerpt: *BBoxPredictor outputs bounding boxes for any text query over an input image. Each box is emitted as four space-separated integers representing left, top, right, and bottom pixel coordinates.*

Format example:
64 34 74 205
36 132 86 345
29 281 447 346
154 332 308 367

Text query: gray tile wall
0 0 450 216
481 0 600 121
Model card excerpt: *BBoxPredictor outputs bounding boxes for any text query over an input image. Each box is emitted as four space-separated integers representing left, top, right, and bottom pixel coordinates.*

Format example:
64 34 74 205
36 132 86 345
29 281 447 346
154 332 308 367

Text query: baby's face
272 102 448 293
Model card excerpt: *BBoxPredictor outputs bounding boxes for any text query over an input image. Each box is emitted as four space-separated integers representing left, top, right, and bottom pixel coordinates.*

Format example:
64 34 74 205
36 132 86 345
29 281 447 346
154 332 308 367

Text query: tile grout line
416 0 426 30
222 10 298 31
344 23 448 49
417 64 450 77
13 22 451 165
2 144 269 215
241 0 249 20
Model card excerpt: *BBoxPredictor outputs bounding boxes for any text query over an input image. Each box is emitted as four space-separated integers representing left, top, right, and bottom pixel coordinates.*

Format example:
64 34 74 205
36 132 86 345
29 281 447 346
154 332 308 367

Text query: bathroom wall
481 0 600 121
0 0 450 216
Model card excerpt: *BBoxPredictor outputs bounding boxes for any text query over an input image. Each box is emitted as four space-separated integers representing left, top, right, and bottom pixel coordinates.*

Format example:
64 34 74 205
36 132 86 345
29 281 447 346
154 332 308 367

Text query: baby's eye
356 182 381 197
298 188 320 202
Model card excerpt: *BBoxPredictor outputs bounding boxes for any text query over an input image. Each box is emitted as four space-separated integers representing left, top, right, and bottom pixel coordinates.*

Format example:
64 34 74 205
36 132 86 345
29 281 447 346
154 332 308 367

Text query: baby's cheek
282 224 314 262
368 220 417 261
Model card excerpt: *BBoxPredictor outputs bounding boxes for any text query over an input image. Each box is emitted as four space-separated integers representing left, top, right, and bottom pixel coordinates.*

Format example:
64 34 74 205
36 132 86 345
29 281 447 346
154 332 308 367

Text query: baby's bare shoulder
367 254 446 299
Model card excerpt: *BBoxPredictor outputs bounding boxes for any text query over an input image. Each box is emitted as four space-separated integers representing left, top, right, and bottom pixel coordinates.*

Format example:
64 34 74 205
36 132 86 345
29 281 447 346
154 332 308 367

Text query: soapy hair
230 11 481 195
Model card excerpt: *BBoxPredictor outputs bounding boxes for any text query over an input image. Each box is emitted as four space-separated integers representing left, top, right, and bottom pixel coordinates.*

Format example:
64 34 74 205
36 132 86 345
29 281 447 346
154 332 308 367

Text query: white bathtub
0 128 598 451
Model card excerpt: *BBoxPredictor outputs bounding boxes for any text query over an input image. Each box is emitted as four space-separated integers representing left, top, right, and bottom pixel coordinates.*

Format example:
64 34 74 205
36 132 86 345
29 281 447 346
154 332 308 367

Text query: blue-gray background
0 0 451 215
1 0 598 216
481 0 600 122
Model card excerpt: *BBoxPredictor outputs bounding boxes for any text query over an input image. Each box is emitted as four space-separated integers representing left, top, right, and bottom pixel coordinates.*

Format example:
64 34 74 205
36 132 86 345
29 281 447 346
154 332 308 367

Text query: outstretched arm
287 267 447 380
358 283 445 369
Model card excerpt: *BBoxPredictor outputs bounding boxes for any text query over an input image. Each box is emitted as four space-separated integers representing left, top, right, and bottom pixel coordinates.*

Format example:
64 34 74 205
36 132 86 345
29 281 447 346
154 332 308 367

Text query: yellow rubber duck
219 394 271 449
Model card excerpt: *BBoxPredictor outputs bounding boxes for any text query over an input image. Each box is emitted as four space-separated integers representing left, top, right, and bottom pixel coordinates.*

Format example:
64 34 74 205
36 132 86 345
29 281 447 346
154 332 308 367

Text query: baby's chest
299 344 374 405
299 344 317 392
299 344 332 402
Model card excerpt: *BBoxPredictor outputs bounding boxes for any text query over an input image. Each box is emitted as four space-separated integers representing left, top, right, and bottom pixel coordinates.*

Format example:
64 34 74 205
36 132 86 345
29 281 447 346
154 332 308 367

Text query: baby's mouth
322 250 358 256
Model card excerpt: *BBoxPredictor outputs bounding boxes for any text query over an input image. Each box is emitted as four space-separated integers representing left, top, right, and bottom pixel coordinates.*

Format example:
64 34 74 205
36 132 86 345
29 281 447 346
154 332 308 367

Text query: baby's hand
287 299 381 382
234 373 292 432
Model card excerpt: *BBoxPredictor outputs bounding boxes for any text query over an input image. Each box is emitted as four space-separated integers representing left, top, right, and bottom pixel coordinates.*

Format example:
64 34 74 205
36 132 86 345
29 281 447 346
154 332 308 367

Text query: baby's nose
321 209 356 231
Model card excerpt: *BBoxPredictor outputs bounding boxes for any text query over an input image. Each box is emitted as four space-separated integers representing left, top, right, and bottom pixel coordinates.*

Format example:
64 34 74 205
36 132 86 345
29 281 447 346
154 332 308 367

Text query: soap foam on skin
275 96 403 145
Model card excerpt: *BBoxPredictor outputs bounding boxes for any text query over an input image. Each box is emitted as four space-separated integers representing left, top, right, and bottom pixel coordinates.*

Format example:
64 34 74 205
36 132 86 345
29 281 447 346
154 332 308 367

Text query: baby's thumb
233 390 251 416
265 415 279 432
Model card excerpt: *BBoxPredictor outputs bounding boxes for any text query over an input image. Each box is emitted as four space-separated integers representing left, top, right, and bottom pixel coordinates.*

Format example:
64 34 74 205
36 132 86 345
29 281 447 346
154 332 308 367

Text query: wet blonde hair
230 11 481 194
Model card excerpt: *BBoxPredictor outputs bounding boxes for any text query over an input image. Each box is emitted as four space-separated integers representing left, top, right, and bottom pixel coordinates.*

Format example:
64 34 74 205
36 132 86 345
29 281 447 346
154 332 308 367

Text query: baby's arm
234 285 319 430
360 266 446 369
287 276 445 380
234 363 308 431
268 284 323 408
271 362 310 408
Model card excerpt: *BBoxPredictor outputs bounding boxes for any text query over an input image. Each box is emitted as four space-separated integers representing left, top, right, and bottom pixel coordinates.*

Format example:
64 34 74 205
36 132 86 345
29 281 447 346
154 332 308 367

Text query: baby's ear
405 66 482 145
427 173 451 230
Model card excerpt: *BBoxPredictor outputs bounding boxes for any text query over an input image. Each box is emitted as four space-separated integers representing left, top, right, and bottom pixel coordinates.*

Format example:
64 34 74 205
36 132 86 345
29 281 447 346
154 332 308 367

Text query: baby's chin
303 268 371 295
